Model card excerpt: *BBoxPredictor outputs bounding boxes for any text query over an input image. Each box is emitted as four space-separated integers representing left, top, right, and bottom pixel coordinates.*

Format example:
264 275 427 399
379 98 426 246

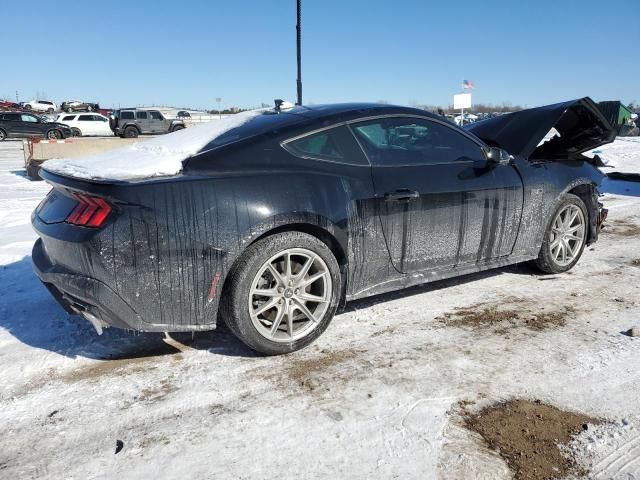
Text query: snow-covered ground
0 139 639 479
586 136 640 175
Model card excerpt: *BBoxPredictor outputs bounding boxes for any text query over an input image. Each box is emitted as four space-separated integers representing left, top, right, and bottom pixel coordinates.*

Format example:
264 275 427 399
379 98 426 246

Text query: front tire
534 193 588 274
0 129 6 141
221 231 342 355
46 129 62 140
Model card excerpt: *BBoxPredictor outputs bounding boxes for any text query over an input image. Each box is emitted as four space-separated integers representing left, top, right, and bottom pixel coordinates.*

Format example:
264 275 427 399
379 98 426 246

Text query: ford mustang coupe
32 99 614 354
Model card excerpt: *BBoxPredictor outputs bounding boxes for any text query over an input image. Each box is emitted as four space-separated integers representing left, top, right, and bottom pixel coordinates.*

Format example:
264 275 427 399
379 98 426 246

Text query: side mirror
485 146 512 165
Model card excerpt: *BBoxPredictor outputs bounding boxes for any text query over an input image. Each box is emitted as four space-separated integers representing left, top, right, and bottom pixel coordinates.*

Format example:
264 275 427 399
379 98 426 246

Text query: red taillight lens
66 194 112 228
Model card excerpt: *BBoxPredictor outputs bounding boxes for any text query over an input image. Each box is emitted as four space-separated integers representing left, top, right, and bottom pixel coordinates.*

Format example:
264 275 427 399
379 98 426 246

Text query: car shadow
1 255 543 361
0 256 256 361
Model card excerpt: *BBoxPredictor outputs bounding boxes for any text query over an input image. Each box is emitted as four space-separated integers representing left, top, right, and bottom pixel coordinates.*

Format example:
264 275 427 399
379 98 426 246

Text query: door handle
384 189 420 202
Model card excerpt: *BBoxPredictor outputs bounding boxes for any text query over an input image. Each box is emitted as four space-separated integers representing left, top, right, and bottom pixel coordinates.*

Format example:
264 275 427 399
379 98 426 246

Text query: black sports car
31 98 614 354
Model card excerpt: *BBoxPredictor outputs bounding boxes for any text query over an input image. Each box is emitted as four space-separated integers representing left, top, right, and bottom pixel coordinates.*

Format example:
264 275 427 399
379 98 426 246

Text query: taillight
66 194 112 228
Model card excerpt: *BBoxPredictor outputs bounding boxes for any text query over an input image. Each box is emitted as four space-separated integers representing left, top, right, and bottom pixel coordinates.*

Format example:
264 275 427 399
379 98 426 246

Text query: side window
94 115 107 122
283 125 369 165
62 115 76 121
78 115 93 121
4 113 19 121
351 117 483 165
21 114 38 123
120 111 135 120
288 131 343 160
149 111 163 120
136 111 148 120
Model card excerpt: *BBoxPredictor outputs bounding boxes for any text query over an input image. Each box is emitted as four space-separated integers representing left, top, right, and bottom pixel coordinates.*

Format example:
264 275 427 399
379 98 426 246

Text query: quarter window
287 130 344 160
352 117 483 165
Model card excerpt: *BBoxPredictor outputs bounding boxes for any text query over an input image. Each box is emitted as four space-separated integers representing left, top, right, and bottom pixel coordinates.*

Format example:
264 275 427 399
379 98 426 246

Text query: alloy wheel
47 130 60 140
550 204 586 266
249 248 332 342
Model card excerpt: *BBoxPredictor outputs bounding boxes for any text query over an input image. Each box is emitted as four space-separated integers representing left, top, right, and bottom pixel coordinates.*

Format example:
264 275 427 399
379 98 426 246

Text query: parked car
176 110 191 118
60 101 99 113
56 113 113 137
32 98 613 355
0 111 71 141
0 99 20 110
109 108 186 138
21 100 57 113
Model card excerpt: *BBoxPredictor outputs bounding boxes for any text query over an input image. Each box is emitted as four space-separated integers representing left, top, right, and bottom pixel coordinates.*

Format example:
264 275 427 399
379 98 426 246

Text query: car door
1 113 21 136
18 113 44 136
76 114 96 135
148 111 165 133
136 111 150 133
350 116 523 274
93 115 111 135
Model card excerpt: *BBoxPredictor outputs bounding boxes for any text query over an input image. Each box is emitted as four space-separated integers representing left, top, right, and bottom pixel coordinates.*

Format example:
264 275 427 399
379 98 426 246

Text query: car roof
281 102 441 125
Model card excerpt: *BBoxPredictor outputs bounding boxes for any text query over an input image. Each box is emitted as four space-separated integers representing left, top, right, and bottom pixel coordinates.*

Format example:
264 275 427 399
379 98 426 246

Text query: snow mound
42 110 262 181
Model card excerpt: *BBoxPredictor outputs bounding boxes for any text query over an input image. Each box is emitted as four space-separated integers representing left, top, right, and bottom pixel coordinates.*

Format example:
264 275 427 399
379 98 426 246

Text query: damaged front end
465 97 616 164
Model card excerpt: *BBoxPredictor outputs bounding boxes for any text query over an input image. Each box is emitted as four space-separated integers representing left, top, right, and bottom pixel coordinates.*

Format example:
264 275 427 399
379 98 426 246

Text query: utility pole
296 0 302 105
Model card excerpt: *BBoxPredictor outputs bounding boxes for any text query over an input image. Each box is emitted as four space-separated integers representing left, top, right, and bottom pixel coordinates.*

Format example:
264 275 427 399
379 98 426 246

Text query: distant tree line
418 102 525 114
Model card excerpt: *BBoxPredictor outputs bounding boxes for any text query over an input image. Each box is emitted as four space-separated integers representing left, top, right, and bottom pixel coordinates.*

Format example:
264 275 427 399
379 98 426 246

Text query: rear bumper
32 238 148 332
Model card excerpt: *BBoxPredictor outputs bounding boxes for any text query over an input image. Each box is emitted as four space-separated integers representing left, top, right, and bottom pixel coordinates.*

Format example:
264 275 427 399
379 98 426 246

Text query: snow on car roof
42 110 263 181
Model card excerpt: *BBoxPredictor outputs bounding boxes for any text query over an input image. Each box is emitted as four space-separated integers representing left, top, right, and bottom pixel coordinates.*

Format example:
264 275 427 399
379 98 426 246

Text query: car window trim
346 114 487 167
280 123 371 167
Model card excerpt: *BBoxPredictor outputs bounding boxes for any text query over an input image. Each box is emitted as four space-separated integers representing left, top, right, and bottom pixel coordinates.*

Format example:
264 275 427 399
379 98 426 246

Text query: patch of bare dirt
437 298 573 333
134 380 176 402
63 349 183 383
283 349 362 392
370 325 399 337
603 218 640 237
464 399 600 480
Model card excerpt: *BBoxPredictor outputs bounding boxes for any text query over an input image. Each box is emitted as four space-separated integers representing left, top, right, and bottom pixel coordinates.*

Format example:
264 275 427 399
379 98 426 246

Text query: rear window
120 111 134 120
200 112 305 150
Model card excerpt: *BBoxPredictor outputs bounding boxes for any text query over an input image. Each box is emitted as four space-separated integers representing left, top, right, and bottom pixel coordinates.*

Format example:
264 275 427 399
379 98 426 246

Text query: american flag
463 80 475 90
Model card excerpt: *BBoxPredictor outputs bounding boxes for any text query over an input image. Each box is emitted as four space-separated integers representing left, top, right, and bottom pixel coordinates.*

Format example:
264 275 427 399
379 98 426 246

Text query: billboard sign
453 93 472 110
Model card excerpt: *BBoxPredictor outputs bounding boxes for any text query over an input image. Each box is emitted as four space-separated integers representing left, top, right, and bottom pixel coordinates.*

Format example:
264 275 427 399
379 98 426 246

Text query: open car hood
465 97 616 161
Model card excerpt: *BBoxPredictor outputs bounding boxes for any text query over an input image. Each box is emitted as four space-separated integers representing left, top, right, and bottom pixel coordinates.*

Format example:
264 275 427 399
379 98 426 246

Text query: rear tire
66 107 73 113
533 193 588 274
87 105 93 112
123 126 139 138
0 129 6 141
221 231 342 355
172 125 185 132
71 128 82 137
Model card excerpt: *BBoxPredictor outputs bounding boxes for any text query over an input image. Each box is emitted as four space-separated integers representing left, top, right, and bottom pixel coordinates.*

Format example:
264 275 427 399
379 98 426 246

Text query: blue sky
1 0 638 110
